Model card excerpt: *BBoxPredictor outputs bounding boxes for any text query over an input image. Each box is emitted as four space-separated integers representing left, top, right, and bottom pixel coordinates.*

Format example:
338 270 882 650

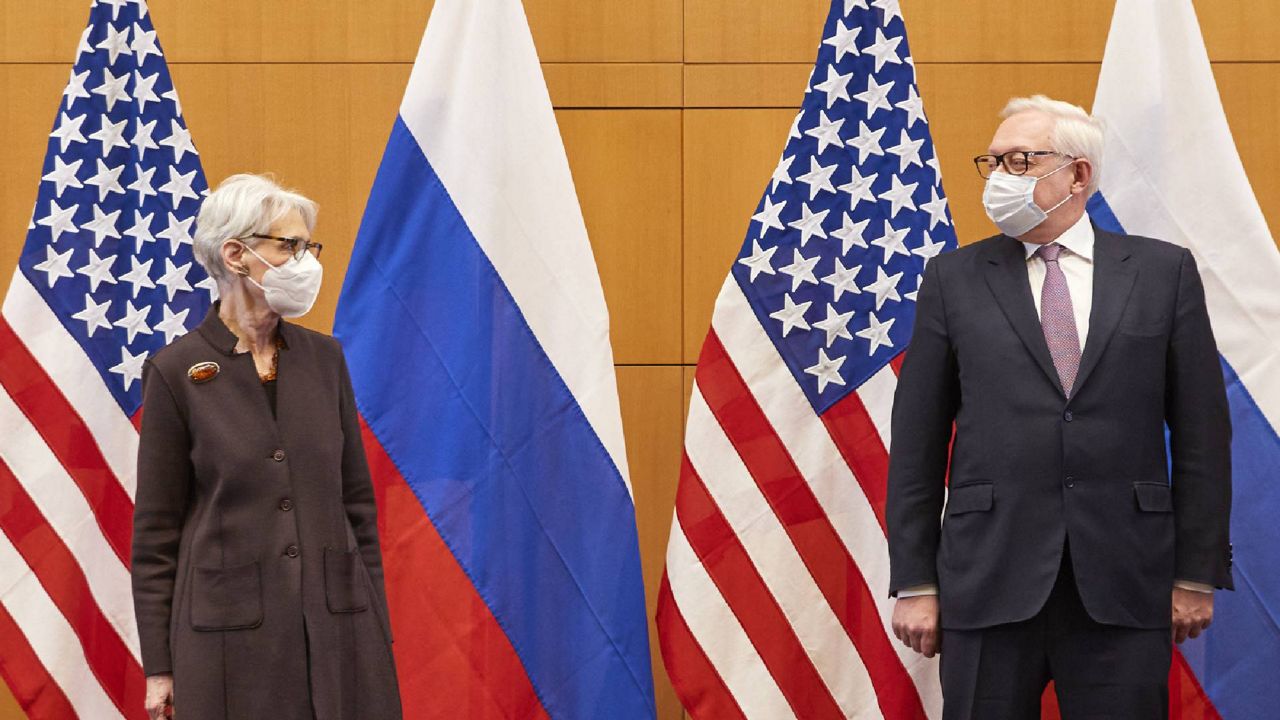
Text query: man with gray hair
886 95 1232 718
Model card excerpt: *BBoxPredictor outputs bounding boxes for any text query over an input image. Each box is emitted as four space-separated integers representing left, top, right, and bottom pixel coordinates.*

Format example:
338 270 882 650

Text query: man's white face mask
982 159 1076 238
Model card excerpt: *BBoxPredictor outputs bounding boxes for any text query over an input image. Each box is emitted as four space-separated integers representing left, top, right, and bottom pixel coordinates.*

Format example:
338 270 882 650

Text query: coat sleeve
131 362 192 676
1166 248 1233 589
885 257 959 596
337 349 394 642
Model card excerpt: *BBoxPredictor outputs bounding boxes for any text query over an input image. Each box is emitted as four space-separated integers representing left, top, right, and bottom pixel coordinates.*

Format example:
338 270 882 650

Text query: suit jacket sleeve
1167 248 1233 589
131 362 192 676
337 350 394 641
886 257 959 596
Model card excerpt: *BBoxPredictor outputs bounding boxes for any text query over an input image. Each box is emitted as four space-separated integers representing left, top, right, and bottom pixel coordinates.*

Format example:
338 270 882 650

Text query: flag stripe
686 388 885 718
674 453 846 719
398 0 631 492
0 602 77 720
664 520 796 718
694 331 926 719
0 316 134 565
0 390 139 650
0 457 143 717
336 116 653 719
360 420 550 720
654 572 748 720
2 273 139 495
710 277 942 714
820 391 891 533
0 527 124 719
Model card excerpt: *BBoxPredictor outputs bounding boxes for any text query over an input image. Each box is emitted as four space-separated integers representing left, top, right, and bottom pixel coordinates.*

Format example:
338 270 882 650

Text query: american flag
0 1 209 717
656 0 955 717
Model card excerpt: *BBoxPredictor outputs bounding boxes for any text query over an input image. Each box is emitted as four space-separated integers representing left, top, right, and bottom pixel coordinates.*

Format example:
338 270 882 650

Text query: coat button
1065 476 1076 488
279 498 293 512
272 449 286 462
1063 410 1074 422
285 544 299 558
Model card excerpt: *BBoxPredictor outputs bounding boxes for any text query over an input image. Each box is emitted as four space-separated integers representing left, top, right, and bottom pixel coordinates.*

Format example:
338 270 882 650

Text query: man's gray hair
193 174 318 285
1001 95 1105 197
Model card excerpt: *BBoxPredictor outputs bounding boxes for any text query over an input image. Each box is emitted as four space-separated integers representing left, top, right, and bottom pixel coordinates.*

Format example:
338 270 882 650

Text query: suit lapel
1070 229 1137 398
982 236 1064 397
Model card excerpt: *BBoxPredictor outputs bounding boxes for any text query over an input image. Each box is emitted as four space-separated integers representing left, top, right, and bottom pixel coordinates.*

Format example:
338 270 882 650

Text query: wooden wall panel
616 365 686 720
559 110 683 364
683 0 1280 64
682 109 795 363
0 65 65 292
0 0 683 63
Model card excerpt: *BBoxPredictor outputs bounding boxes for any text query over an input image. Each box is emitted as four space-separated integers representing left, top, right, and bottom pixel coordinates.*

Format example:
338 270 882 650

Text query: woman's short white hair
193 174 318 285
1001 95 1105 197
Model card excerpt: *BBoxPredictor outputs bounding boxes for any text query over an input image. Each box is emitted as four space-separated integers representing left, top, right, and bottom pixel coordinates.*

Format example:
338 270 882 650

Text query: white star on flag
71 294 114 337
738 239 778 282
804 348 847 392
32 246 75 287
108 346 148 391
813 303 855 347
855 311 896 354
830 212 870 254
769 293 812 337
752 196 787 235
813 65 853 108
77 249 119 292
779 248 821 291
787 202 830 246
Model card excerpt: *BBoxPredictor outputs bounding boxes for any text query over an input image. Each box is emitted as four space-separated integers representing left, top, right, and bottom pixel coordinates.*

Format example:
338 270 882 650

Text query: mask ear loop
222 239 254 277
1040 159 1079 215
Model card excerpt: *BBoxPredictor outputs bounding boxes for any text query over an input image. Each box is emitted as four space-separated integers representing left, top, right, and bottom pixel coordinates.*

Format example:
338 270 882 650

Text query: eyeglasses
239 233 323 259
973 151 1075 179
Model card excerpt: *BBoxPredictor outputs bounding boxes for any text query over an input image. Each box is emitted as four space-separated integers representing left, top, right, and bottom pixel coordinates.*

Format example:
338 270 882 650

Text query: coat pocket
1134 481 1174 512
190 561 263 631
324 547 370 613
946 482 994 515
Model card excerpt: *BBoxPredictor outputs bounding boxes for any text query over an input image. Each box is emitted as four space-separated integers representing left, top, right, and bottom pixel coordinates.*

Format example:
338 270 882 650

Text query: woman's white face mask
982 159 1076 238
233 242 323 318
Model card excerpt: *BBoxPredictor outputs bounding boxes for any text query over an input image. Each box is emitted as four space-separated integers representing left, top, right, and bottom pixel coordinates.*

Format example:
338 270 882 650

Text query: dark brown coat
131 307 401 720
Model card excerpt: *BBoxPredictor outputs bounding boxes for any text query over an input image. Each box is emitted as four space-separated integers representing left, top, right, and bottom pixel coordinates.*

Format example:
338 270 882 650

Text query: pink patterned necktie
1036 243 1082 396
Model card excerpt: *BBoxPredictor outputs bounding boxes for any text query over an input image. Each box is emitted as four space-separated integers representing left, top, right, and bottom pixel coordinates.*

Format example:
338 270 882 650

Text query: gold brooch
188 362 220 384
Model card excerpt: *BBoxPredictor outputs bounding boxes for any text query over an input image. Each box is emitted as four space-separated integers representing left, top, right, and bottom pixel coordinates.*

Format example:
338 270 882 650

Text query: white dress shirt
897 213 1211 598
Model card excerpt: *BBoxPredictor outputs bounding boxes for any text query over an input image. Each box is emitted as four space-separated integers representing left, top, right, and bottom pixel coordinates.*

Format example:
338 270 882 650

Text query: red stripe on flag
654 571 747 720
819 390 890 532
0 458 146 719
0 317 133 567
695 332 927 719
890 352 905 376
0 601 77 720
359 419 549 720
675 455 844 719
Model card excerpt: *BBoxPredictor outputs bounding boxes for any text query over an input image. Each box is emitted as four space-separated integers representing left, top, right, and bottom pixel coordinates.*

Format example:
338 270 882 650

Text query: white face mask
982 160 1076 237
235 243 323 318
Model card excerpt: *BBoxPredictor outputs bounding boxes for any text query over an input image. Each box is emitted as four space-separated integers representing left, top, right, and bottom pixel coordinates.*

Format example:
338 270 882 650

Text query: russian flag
332 1 657 717
1086 1 1280 717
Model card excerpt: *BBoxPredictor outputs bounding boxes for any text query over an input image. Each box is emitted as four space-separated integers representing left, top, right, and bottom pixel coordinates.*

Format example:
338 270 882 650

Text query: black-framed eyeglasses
973 151 1074 179
239 233 323 259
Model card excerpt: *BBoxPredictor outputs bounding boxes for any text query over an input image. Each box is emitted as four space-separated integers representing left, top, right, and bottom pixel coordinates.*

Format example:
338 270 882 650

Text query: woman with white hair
131 174 402 719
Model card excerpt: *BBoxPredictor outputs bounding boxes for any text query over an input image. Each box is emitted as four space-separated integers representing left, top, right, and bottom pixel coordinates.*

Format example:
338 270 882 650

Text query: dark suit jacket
886 227 1233 631
131 306 402 719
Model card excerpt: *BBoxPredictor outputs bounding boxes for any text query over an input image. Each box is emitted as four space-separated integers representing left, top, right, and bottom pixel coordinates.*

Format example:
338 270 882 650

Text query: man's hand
145 673 174 719
892 595 941 658
1172 587 1214 644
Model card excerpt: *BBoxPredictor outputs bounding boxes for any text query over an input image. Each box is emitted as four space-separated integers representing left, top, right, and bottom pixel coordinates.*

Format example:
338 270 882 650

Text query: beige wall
0 1 1275 718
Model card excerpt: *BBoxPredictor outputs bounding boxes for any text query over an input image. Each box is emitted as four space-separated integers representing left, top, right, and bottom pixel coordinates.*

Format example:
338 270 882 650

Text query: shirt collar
1022 212 1095 262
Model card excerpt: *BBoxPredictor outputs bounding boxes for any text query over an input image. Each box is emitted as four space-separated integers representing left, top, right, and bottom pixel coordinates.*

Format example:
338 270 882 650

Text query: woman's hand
145 673 174 719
